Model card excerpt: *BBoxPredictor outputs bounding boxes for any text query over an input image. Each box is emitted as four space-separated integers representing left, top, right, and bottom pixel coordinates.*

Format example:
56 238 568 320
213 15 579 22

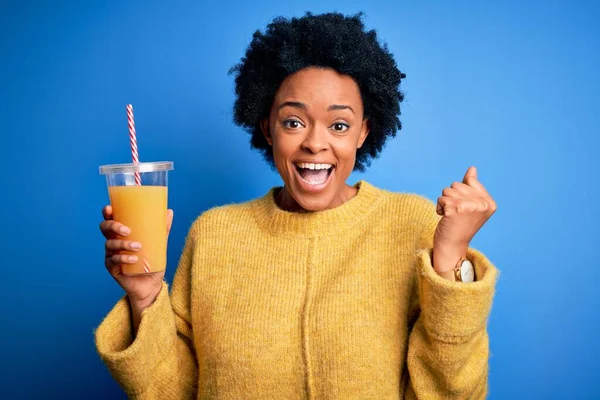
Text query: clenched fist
433 166 497 273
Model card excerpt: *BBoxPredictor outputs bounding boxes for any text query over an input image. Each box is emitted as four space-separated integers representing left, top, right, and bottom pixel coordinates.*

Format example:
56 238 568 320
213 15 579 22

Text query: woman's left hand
433 166 497 271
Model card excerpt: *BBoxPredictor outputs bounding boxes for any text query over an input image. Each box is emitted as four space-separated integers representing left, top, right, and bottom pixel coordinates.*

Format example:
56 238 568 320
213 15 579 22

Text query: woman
96 12 498 399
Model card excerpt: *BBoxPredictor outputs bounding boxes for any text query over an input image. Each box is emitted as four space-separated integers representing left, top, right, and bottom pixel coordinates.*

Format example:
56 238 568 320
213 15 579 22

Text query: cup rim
99 161 174 175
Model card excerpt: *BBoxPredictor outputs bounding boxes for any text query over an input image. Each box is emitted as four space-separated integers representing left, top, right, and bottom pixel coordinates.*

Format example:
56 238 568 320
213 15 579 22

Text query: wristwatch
437 257 475 283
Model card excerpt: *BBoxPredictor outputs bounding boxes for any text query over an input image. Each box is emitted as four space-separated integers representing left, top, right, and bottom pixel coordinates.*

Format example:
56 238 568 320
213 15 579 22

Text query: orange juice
109 185 168 275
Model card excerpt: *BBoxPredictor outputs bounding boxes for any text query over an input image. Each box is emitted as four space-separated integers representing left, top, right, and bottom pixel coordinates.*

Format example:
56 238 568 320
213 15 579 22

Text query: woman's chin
285 168 334 211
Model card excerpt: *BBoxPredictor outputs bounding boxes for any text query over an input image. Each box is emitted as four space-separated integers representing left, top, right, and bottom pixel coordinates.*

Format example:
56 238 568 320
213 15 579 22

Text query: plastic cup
99 161 174 275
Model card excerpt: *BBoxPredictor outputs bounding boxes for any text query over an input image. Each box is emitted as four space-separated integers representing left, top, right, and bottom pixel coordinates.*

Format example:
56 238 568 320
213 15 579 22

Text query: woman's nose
301 125 329 154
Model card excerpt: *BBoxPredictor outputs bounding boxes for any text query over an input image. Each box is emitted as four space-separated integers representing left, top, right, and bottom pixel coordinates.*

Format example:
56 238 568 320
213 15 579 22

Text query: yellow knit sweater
95 180 498 399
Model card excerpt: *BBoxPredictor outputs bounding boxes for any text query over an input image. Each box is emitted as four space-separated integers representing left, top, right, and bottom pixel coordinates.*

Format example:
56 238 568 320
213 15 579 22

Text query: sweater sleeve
94 224 199 399
404 198 499 400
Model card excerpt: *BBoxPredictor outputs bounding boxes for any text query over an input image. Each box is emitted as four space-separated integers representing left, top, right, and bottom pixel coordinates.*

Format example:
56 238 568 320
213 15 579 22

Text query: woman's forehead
274 67 363 111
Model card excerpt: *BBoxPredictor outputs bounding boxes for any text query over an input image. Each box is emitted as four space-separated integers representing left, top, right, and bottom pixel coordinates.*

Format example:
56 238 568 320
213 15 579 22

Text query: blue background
1 0 598 398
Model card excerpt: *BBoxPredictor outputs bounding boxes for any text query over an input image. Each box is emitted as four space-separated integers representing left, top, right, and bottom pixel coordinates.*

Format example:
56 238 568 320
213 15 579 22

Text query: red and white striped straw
126 104 142 186
126 104 149 273
143 256 151 274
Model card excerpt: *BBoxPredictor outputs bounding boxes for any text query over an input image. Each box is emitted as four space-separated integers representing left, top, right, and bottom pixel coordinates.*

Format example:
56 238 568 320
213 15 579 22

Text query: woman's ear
357 118 370 149
260 119 272 146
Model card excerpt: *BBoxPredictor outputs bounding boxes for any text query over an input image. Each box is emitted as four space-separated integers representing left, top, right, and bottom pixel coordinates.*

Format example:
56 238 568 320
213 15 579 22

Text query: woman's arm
405 247 498 399
95 223 200 399
403 198 499 399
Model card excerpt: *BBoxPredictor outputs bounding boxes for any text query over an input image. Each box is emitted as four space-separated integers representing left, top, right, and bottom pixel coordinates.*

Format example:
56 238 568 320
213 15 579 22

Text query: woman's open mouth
293 162 335 192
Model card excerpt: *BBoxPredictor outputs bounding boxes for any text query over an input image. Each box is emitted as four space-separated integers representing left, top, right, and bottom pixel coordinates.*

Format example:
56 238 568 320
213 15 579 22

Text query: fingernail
120 226 130 235
130 242 141 250
128 256 138 263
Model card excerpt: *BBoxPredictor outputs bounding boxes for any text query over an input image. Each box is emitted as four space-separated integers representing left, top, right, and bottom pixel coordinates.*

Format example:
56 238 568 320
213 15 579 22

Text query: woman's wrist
128 285 162 335
432 242 468 276
128 283 163 309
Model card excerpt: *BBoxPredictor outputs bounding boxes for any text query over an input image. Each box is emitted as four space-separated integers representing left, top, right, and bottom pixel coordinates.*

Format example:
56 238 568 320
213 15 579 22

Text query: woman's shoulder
374 185 437 217
187 195 266 234
369 185 440 240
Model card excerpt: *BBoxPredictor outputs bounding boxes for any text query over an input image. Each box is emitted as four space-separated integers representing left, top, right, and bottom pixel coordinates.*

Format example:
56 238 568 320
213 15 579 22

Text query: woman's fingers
105 253 138 269
102 205 113 220
105 239 142 253
442 187 461 199
450 181 479 197
99 220 131 239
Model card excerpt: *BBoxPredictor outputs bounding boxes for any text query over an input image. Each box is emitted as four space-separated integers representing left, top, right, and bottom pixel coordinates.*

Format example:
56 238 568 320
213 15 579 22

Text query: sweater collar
252 180 382 238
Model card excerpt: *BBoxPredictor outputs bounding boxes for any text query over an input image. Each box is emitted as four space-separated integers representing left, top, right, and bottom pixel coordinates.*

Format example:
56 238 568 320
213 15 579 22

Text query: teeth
300 175 327 185
295 162 333 170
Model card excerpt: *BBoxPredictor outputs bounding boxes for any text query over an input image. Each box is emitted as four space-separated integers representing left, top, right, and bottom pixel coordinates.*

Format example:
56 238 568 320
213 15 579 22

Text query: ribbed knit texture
95 180 498 399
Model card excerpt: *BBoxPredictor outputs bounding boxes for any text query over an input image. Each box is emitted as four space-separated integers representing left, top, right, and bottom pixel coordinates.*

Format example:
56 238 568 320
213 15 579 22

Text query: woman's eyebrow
327 104 355 114
278 101 307 111
277 102 355 114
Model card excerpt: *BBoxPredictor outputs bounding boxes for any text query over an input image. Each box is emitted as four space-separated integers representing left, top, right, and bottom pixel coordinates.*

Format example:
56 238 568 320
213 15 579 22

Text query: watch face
461 260 475 283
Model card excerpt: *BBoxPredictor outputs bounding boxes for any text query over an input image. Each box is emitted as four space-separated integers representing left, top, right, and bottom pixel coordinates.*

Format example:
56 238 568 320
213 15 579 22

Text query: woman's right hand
100 205 174 312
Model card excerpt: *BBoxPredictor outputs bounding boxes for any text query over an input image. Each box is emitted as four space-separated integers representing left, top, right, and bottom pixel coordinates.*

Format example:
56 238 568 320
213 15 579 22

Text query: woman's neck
251 181 381 238
275 184 359 213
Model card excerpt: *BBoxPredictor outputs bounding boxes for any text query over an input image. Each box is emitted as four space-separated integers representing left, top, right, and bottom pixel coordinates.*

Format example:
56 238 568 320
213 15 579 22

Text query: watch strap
435 256 468 282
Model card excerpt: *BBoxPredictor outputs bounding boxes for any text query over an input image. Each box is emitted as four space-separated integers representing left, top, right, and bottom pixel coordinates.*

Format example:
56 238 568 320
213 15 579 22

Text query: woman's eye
283 120 303 129
331 122 350 132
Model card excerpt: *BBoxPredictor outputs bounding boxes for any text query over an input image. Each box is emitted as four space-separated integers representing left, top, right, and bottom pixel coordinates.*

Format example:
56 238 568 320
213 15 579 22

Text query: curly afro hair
229 12 406 172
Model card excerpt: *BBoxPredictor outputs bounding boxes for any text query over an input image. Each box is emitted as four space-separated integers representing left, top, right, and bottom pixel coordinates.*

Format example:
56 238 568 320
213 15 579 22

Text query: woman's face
261 67 369 212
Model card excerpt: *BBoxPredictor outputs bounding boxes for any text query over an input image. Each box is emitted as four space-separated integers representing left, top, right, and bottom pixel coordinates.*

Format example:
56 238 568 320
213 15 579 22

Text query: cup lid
99 161 174 175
